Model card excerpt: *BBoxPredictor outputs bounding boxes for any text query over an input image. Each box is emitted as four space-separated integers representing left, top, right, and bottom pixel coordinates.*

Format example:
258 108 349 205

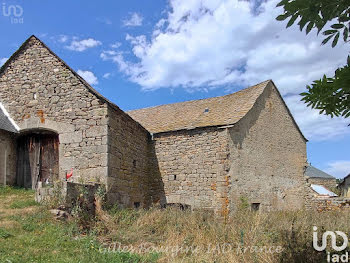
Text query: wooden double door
16 133 59 189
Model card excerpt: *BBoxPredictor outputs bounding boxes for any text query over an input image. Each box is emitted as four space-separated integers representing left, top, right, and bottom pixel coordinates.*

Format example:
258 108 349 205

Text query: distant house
310 184 337 198
0 102 19 185
338 174 350 197
305 165 337 190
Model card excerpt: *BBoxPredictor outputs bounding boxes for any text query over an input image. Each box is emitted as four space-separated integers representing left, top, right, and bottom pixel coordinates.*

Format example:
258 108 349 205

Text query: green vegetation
1 187 350 262
276 0 350 119
0 187 158 263
8 199 39 209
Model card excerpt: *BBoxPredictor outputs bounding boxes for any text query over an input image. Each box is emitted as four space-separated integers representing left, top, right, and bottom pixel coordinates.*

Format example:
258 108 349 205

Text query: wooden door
40 135 59 185
16 133 59 189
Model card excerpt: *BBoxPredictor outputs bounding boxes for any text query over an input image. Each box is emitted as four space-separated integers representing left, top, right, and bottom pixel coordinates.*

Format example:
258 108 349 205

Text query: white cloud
97 17 112 25
285 95 350 141
77 70 98 85
106 0 349 140
324 161 350 179
100 50 136 76
103 73 111 79
113 0 347 93
0 57 8 66
123 12 143 27
110 42 122 49
66 38 102 52
58 35 68 43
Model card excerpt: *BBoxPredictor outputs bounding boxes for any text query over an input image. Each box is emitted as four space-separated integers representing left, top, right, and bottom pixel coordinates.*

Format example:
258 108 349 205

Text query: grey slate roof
305 165 335 179
0 103 19 133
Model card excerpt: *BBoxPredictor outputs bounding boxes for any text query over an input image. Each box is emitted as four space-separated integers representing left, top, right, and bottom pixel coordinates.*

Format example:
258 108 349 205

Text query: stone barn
305 165 337 190
0 35 309 214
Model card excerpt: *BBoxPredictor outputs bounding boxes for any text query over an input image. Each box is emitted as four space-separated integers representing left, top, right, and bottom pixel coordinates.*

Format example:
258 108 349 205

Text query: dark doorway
16 132 59 189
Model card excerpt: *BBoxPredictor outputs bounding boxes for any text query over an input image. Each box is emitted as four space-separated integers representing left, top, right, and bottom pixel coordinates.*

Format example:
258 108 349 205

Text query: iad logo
313 226 349 262
2 3 24 24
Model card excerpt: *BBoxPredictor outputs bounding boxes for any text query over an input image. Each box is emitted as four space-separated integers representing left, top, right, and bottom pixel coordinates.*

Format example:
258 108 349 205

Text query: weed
9 199 39 209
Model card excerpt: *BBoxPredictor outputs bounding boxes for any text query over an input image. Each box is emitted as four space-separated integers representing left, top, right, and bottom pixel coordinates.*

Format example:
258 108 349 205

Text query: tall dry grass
93 199 350 263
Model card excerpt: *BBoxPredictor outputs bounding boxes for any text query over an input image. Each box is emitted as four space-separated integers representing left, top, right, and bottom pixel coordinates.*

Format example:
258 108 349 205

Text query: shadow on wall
228 86 269 213
147 139 167 208
229 86 269 150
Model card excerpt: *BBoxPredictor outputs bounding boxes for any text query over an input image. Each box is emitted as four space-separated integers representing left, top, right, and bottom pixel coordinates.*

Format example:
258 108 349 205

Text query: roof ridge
0 35 149 134
127 80 271 113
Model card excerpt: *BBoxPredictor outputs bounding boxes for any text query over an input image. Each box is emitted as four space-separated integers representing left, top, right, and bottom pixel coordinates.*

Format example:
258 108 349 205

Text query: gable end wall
0 37 109 184
228 82 307 211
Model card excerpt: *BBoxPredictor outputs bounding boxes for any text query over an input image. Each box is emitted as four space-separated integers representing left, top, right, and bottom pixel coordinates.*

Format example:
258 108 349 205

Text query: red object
66 168 73 180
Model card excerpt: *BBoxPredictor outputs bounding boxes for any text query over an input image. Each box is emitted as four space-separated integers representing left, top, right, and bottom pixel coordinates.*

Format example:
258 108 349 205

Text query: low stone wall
312 197 350 212
36 181 102 216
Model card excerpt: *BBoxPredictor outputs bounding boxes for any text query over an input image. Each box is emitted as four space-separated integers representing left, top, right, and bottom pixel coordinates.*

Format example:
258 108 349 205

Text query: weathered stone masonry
228 82 307 211
147 83 308 214
0 37 109 185
152 127 229 213
107 105 159 208
0 36 313 212
0 36 162 208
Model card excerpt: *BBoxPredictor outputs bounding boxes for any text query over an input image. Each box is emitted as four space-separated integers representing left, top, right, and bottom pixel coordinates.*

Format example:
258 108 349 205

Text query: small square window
134 202 140 208
251 203 260 211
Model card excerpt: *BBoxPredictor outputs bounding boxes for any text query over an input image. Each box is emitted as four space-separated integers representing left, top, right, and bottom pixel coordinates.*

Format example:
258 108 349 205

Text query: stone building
305 165 337 190
129 79 308 213
0 35 309 214
339 174 350 197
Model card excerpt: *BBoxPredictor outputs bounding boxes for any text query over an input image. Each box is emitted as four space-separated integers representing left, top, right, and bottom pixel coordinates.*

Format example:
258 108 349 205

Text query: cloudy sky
0 0 349 178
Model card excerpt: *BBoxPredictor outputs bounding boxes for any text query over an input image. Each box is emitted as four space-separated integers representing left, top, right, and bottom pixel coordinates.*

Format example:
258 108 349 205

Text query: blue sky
0 0 349 178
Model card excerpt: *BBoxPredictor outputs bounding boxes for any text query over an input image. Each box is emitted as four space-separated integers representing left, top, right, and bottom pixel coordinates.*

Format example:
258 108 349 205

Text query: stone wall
307 177 337 191
307 196 350 212
228 82 307 212
340 177 350 197
0 36 109 184
107 105 162 208
152 127 229 214
0 130 16 185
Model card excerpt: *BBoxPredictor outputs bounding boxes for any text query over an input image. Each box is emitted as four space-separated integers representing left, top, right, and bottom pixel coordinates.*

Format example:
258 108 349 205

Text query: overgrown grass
93 199 350 263
9 199 39 209
0 187 158 263
1 186 350 262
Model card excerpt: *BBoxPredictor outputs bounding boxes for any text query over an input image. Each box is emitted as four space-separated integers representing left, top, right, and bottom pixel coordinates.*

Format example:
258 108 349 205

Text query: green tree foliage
276 0 350 119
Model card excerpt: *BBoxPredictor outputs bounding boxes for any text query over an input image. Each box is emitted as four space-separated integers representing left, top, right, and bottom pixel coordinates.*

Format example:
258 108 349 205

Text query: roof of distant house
305 165 335 179
311 184 337 197
0 102 19 133
128 80 305 138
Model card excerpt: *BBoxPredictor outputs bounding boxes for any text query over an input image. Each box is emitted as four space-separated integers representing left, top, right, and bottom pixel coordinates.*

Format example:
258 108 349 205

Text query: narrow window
251 203 260 211
134 202 140 208
174 175 177 180
133 160 137 168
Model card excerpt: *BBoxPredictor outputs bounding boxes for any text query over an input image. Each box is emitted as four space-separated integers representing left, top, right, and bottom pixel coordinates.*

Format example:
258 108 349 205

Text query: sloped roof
311 184 337 197
305 165 335 179
0 102 19 133
128 81 269 134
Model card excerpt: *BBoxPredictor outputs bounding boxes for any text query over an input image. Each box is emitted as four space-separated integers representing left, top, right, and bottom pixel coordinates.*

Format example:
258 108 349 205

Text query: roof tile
127 80 270 133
